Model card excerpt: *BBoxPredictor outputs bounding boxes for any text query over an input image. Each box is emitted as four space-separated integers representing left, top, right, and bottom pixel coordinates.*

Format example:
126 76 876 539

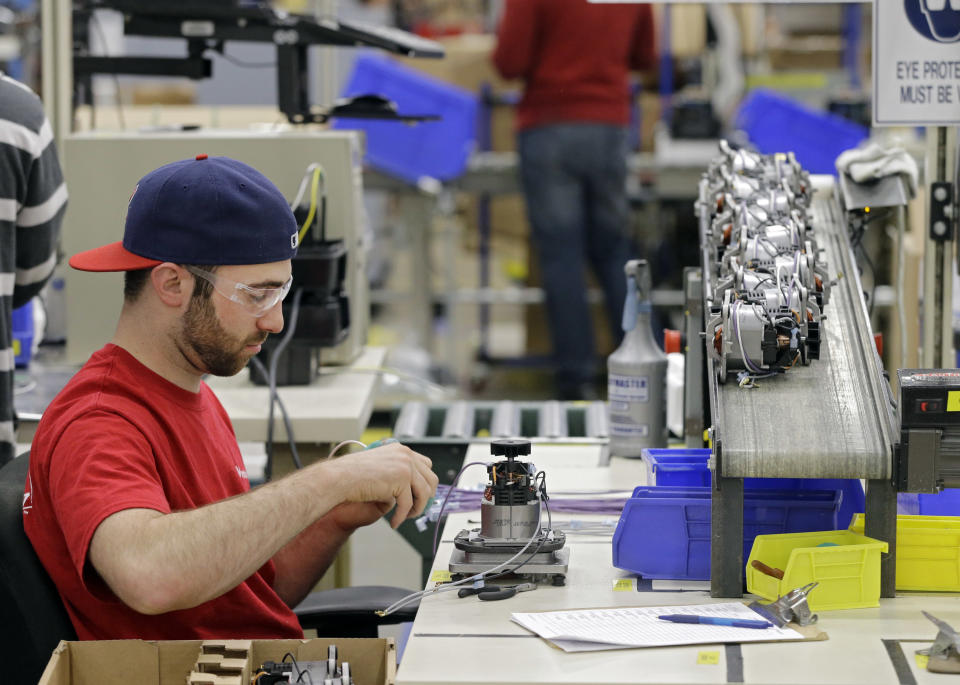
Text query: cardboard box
37 638 396 685
767 33 845 71
652 4 706 60
395 34 519 152
396 34 516 94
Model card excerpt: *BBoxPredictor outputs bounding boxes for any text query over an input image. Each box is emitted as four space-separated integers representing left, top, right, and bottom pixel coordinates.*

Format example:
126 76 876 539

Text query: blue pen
658 614 772 629
366 437 398 450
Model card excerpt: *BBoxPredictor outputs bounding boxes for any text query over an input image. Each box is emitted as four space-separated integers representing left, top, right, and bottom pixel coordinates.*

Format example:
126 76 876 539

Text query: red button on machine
196 153 208 160
916 399 943 413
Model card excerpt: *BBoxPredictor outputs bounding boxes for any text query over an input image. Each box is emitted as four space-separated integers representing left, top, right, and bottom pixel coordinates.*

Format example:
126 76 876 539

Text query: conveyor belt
705 182 897 479
393 400 609 443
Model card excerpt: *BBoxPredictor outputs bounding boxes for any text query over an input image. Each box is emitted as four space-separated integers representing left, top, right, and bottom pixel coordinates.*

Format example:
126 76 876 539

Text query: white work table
204 346 386 443
16 346 386 447
397 445 960 685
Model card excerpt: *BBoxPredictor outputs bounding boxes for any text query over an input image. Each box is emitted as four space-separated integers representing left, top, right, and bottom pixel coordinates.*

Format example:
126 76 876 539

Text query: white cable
378 506 544 616
896 206 907 370
432 461 490 556
316 366 455 399
13 378 37 396
776 263 789 304
706 4 744 125
289 162 322 210
327 439 367 459
379 471 550 617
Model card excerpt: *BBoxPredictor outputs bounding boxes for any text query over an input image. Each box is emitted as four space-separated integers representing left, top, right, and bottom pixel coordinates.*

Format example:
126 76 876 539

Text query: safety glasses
184 265 292 318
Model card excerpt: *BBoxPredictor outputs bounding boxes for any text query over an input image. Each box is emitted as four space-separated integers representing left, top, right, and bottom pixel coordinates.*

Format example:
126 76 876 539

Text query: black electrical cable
89 12 126 130
856 242 878 316
265 288 304 478
218 51 276 69
248 355 301 474
281 652 313 685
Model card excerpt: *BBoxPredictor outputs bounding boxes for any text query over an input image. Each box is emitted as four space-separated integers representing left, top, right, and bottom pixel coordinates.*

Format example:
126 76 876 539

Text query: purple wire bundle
429 485 628 517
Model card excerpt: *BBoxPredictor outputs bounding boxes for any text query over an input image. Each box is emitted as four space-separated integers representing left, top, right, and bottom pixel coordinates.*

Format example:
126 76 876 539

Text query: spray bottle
607 259 668 456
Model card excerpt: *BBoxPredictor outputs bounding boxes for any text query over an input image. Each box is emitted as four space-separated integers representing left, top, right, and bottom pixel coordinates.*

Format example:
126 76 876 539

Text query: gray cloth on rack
836 142 919 197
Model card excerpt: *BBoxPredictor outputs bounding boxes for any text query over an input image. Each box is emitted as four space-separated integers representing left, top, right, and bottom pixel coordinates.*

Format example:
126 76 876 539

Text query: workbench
203 346 387 443
16 346 386 446
397 444 959 685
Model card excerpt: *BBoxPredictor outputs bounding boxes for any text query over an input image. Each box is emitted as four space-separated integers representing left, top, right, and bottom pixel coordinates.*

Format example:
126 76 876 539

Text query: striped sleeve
15 127 66 305
0 73 66 466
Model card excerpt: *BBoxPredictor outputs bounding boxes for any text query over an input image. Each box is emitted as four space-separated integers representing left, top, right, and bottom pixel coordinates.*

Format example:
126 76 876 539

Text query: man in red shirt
493 0 656 399
23 155 438 640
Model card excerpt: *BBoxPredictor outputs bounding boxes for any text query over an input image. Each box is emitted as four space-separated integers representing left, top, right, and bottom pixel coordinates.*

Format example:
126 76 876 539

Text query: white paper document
512 602 804 653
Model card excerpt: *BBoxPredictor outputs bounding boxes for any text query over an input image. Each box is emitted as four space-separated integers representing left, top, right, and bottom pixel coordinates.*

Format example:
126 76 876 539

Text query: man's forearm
271 517 352 608
90 462 344 615
89 442 435 616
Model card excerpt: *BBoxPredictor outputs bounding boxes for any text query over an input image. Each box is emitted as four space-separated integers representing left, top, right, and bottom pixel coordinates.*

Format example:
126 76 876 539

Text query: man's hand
320 442 438 529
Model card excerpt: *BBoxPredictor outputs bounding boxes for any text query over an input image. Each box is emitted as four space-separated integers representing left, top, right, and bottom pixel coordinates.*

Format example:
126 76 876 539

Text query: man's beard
181 295 266 377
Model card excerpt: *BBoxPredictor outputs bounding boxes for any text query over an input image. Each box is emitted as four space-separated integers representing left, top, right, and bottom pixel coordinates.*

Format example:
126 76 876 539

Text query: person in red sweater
24 155 438 640
493 0 656 399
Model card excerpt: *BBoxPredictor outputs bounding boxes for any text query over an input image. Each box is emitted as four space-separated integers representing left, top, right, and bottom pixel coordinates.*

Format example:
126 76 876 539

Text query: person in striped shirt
0 73 67 468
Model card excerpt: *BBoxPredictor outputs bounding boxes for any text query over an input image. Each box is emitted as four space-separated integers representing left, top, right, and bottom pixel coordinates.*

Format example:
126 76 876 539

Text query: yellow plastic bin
746 530 888 611
850 513 960 591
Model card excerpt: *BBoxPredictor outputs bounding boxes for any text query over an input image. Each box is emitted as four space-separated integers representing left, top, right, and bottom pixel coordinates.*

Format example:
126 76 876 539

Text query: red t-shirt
23 344 303 640
492 0 656 131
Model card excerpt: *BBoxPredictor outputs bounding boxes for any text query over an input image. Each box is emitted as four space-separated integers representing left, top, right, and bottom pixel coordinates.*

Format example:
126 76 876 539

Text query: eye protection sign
874 0 960 125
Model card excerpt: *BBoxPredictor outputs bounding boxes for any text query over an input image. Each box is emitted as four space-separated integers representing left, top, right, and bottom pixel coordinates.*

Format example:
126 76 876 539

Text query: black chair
0 452 76 684
0 453 417 684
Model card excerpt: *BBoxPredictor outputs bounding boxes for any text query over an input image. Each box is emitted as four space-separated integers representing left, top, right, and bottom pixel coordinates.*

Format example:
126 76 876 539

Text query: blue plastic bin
333 54 478 184
642 448 713 487
640 448 865 529
11 300 33 368
898 490 960 516
734 89 868 175
612 486 841 580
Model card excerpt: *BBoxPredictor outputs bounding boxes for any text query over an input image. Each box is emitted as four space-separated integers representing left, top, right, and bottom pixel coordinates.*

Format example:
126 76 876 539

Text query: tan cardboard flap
785 623 829 642
37 641 71 685
195 655 248 672
202 640 252 656
38 637 394 685
186 674 243 685
70 640 160 685
157 640 204 684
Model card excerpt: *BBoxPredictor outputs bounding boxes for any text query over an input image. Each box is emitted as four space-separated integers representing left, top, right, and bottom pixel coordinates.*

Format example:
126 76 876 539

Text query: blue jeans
518 123 633 398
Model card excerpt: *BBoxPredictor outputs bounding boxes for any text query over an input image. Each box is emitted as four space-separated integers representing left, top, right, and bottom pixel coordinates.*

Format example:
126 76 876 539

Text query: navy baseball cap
69 154 300 272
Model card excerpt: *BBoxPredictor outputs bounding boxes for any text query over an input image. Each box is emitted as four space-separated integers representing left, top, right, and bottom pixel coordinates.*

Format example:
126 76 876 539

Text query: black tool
458 582 537 601
458 584 500 598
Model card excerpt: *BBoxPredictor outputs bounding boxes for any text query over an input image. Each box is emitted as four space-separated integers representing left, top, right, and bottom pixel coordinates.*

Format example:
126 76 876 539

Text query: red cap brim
68 242 163 272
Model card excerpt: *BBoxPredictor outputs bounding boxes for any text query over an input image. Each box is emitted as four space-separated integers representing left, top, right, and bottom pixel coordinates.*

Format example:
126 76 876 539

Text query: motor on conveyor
448 439 569 585
697 140 829 384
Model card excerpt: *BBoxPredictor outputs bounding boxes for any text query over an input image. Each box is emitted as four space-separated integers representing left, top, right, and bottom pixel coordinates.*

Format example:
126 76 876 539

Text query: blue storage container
898 490 960 516
11 300 33 368
734 89 868 175
333 54 478 184
642 448 713 487
640 448 865 529
921 491 960 516
612 486 841 580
